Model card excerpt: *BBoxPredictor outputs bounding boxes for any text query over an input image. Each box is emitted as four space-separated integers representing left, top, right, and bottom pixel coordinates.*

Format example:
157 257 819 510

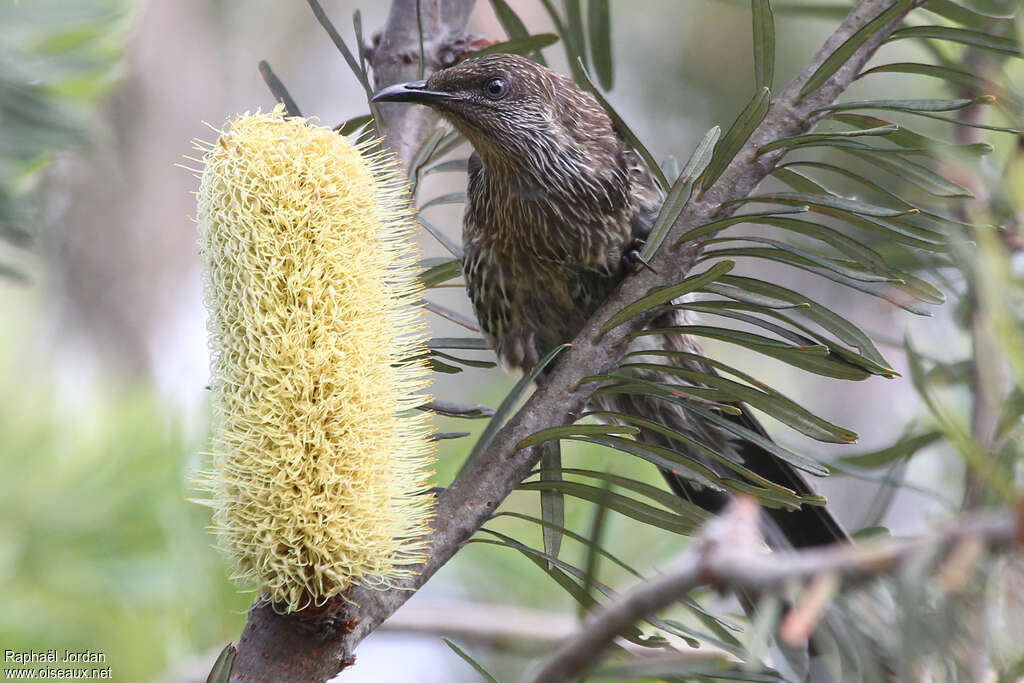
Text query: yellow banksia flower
194 107 434 612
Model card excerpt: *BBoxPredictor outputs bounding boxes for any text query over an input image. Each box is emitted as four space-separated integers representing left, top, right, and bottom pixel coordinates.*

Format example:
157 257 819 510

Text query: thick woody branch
372 0 476 171
525 499 1023 683
228 2 918 680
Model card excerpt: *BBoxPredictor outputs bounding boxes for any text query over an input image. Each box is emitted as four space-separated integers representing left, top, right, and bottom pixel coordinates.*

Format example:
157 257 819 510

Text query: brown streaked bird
372 53 848 551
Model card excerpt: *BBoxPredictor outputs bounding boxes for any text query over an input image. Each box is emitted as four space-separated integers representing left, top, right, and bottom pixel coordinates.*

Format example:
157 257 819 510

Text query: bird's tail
590 310 876 681
594 309 847 550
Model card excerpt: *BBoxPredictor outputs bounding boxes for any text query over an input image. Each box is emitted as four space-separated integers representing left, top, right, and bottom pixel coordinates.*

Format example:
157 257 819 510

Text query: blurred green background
1 0 1020 681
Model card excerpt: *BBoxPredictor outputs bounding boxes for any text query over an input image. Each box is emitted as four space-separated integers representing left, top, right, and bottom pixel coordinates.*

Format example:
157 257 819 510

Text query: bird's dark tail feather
659 403 848 550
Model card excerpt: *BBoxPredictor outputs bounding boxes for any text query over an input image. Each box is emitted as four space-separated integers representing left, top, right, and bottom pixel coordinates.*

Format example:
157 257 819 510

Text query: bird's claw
622 238 658 274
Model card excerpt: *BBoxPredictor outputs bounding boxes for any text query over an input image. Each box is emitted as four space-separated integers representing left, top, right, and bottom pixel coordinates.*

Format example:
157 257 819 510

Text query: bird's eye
483 77 509 100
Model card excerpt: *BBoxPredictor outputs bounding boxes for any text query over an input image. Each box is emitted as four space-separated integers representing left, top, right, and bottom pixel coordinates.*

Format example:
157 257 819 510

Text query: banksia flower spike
194 107 434 612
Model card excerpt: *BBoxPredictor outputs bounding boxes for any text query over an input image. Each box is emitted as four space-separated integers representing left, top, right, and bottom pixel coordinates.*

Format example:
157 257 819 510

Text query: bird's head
371 53 619 173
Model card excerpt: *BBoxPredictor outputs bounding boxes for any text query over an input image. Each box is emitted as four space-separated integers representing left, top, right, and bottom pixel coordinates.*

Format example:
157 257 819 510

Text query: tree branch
525 498 1024 683
228 2 920 680
371 0 476 171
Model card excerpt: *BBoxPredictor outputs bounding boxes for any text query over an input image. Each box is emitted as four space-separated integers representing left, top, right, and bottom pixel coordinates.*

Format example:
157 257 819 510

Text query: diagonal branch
228 2 918 680
525 498 1023 683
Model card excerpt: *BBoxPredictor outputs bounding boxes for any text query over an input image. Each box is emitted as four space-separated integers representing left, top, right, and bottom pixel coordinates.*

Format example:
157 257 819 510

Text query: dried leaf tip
195 106 435 613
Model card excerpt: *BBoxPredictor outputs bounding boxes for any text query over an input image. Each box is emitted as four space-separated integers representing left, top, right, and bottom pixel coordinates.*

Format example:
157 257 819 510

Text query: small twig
524 499 1022 683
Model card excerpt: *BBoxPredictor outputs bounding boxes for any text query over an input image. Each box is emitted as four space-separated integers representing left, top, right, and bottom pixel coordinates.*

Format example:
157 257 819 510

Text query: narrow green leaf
701 87 771 190
422 399 494 418
772 160 978 237
571 434 823 508
704 213 894 277
799 0 913 97
842 148 974 198
767 138 928 156
539 442 563 564
590 377 823 478
520 479 720 532
473 532 676 646
681 125 723 182
408 127 447 189
575 60 668 190
595 661 783 680
307 0 373 98
635 321 871 380
599 261 735 335
675 207 808 245
427 337 491 350
517 423 640 449
0 263 28 282
887 24 1021 56
923 0 1017 26
996 387 1024 440
704 239 899 286
752 0 775 90
504 505 739 643
427 129 468 163
618 357 858 442
701 274 891 367
698 246 938 313
638 175 692 262
428 357 462 374
640 172 693 261
431 431 471 441
766 182 955 245
461 344 569 473
770 2 849 18
429 348 495 368
497 509 645 578
757 124 898 154
588 0 614 89
258 61 303 118
420 191 466 210
564 0 588 73
416 216 462 258
487 0 549 65
725 191 914 217
472 33 560 58
416 0 425 79
425 158 470 174
488 0 529 40
675 301 895 376
895 110 1022 134
580 477 611 616
832 431 943 470
857 62 1008 106
442 639 500 683
641 126 721 259
533 466 711 519
336 114 372 137
587 373 743 415
540 0 589 83
418 259 462 287
817 96 992 114
473 535 597 613
206 643 236 683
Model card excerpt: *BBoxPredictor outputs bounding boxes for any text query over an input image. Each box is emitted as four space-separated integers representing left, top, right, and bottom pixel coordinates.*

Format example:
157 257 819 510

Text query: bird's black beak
371 80 456 104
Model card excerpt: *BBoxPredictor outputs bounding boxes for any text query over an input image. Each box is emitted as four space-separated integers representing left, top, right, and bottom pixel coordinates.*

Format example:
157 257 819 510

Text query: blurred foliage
0 369 249 680
0 0 132 251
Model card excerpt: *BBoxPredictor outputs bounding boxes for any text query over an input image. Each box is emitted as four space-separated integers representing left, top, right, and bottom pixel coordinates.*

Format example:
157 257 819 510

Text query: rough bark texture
228 1 917 680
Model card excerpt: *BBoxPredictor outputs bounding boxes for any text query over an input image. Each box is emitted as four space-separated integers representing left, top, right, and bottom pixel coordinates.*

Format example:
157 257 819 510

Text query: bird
371 53 848 552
